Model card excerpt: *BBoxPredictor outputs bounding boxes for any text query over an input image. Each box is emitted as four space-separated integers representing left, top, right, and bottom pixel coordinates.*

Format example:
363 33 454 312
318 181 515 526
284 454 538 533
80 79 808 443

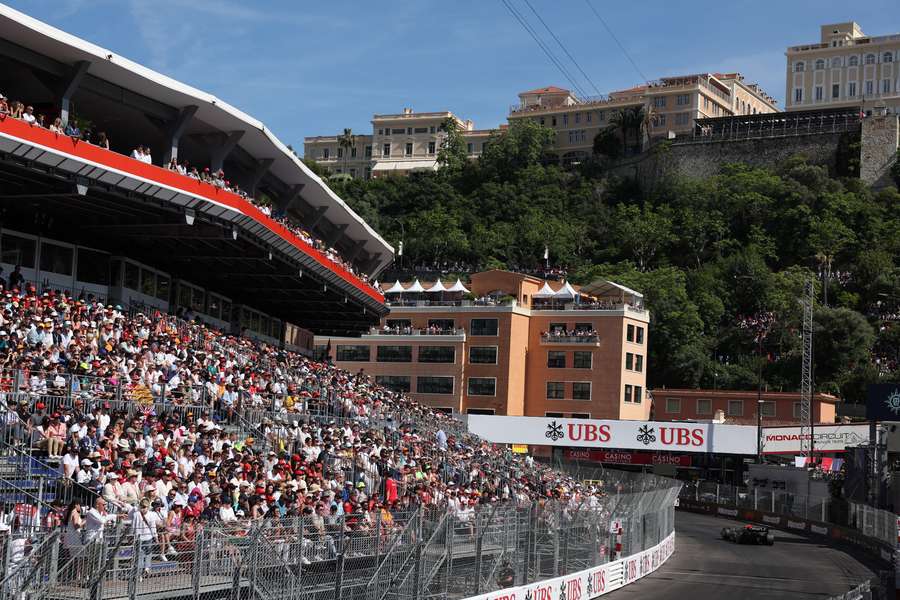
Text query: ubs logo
545 420 565 441
637 425 656 445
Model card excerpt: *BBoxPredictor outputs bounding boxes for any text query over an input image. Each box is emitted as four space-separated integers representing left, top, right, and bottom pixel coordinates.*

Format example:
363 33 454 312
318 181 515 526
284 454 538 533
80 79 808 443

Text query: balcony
362 327 466 341
540 332 600 345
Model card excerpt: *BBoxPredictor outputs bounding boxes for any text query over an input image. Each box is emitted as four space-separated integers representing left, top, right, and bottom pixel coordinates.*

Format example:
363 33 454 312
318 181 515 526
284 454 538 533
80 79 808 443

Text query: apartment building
304 108 494 179
508 75 777 163
313 270 650 420
653 389 838 425
786 22 900 113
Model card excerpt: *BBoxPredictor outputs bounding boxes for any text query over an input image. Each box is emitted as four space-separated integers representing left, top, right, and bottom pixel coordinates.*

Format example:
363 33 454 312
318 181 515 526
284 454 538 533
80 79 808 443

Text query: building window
365 145 372 157
848 82 857 97
727 400 743 417
386 318 411 329
653 97 666 108
428 318 454 331
676 94 690 106
547 351 566 368
814 86 823 101
418 346 455 363
406 127 412 135
322 148 330 159
351 147 357 158
547 382 565 399
336 345 370 361
545 412 564 418
665 398 681 413
793 402 802 419
636 327 644 344
625 352 634 370
626 324 634 342
414 127 428 134
572 382 591 401
883 79 891 94
562 114 568 126
417 376 454 394
376 345 412 362
794 62 805 72
571 412 591 419
760 402 776 417
467 377 496 396
467 142 474 154
383 143 391 157
831 57 842 68
849 55 859 67
884 52 894 63
865 54 876 65
551 116 557 127
653 113 667 127
832 84 840 99
624 384 634 403
470 318 498 336
794 88 803 103
466 408 495 415
814 59 825 70
575 112 581 124
349 168 356 177
378 129 384 135
375 375 411 393
40 242 73 275
405 143 413 156
428 141 436 155
696 398 712 415
469 346 498 364
866 81 874 96
634 385 642 403
635 355 643 372
573 351 592 369
675 112 690 126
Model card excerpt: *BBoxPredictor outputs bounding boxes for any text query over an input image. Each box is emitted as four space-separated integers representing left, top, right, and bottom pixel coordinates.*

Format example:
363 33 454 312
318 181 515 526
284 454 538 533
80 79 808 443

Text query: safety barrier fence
0 474 679 600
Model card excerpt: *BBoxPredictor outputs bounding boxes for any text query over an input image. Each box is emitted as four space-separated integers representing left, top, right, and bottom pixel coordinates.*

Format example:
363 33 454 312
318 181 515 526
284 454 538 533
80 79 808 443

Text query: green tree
813 307 874 394
338 127 355 173
478 119 556 181
436 117 468 174
592 126 623 158
612 204 674 271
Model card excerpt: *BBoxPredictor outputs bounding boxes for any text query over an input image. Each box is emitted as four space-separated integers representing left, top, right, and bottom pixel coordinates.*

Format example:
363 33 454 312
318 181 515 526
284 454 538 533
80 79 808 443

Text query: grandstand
0 6 679 600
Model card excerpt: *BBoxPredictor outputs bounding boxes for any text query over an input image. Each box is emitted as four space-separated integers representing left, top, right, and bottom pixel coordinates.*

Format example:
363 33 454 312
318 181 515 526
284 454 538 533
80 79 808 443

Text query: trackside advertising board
760 424 870 454
462 532 675 600
467 416 756 455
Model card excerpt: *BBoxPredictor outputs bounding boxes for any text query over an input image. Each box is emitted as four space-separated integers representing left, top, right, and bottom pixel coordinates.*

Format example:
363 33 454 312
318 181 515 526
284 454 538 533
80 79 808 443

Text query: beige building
785 22 900 113
508 76 777 163
304 108 494 179
314 270 650 420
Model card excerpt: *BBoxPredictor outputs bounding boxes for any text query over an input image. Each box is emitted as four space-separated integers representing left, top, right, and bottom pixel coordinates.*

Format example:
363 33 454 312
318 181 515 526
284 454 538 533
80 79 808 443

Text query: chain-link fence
0 474 678 600
680 481 898 547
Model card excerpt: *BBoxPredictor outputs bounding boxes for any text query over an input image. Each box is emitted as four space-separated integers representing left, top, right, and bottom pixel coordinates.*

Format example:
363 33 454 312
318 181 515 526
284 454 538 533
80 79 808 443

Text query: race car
720 524 775 545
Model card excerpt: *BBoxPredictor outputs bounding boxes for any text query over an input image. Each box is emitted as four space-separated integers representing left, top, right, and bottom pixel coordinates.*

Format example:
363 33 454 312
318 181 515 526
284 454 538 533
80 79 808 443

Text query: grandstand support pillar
347 239 367 262
248 158 275 195
162 105 198 165
363 253 382 277
59 60 90 127
307 205 329 230
210 130 245 173
326 223 349 248
275 184 305 217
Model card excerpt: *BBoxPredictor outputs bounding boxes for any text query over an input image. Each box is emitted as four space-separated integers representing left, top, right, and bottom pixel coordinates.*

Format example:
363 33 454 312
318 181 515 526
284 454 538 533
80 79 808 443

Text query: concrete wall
860 113 899 187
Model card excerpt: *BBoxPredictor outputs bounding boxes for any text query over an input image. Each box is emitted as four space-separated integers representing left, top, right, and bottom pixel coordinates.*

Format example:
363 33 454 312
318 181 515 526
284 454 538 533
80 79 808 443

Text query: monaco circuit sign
466 415 757 455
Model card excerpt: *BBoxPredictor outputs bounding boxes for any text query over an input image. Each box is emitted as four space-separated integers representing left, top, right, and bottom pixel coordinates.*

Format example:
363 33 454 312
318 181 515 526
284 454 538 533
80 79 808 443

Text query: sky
6 0 899 152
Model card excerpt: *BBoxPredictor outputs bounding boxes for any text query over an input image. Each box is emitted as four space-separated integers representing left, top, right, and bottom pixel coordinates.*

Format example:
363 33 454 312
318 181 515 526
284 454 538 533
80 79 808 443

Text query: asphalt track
609 511 875 599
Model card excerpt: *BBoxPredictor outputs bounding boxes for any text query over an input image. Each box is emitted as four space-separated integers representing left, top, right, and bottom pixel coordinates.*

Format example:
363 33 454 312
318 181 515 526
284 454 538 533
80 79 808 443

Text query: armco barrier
462 532 676 600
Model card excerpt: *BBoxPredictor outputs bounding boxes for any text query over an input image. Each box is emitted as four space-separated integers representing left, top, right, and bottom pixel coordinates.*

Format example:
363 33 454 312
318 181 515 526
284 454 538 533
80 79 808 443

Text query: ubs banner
760 424 871 454
466 415 757 455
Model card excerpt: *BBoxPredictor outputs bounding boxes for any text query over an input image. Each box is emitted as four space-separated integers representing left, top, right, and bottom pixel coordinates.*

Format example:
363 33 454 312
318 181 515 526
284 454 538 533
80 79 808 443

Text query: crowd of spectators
0 93 374 289
0 283 613 578
540 328 599 339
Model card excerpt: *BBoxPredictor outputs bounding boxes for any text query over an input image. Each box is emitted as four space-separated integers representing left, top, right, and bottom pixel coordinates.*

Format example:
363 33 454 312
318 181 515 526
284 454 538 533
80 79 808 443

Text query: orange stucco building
314 270 650 420
651 388 839 425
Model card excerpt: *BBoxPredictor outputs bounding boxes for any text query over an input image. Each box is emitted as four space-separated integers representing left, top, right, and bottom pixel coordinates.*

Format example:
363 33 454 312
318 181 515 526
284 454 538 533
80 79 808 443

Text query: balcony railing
365 327 465 336
540 332 600 344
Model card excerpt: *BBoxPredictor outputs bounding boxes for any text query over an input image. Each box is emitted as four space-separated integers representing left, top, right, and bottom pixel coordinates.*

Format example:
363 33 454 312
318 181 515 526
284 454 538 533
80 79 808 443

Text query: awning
405 279 426 293
372 160 438 172
533 282 557 298
553 280 578 298
384 280 405 294
580 279 644 299
426 280 448 293
447 279 470 293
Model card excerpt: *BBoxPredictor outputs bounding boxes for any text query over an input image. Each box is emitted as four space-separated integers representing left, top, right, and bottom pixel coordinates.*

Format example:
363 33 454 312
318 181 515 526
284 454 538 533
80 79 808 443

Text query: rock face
860 112 899 188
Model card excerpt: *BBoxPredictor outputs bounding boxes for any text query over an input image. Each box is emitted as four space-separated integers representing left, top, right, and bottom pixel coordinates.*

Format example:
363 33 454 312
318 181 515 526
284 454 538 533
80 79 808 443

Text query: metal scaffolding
800 277 815 458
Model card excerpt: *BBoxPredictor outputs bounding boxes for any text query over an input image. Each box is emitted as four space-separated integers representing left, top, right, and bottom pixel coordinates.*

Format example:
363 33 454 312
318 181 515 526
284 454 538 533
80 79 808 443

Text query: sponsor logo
786 520 807 530
762 515 780 524
567 423 611 442
811 525 828 535
717 507 738 517
658 427 705 447
637 425 656 445
545 421 564 441
885 388 900 416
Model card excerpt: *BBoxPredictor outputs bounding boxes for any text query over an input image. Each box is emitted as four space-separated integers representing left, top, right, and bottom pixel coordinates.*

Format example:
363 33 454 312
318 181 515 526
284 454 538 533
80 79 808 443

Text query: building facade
652 388 839 425
314 270 650 420
304 108 493 179
785 22 900 114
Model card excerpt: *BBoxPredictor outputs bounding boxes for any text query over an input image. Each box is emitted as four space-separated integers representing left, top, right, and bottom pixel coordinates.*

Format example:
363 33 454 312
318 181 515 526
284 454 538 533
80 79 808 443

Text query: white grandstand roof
0 4 394 275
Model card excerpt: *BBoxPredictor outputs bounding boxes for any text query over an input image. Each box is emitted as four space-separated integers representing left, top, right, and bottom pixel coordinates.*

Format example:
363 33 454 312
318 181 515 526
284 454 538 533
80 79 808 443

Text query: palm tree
610 107 646 155
338 128 355 174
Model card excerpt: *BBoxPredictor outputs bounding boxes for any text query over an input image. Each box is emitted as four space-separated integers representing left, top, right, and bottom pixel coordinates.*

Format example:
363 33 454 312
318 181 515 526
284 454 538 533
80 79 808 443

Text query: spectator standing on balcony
64 120 80 138
96 132 110 150
0 94 8 114
8 265 23 291
49 117 63 134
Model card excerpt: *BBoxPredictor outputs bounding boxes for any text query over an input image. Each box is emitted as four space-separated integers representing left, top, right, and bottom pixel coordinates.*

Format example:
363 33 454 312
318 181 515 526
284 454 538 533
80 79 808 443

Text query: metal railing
0 473 679 600
680 482 898 547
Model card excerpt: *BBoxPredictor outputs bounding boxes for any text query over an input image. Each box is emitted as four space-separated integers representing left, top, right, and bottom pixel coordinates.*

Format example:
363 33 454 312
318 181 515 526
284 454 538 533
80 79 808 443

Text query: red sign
564 448 692 466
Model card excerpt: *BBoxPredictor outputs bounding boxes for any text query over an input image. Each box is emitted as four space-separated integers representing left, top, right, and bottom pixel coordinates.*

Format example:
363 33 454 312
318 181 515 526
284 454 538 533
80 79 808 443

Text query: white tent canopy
405 279 426 293
553 280 578 298
532 282 557 299
384 280 405 294
447 279 470 293
426 280 449 293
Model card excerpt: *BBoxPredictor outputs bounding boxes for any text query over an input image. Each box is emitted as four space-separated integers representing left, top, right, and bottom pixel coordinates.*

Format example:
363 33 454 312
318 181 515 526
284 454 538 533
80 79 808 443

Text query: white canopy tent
384 280 406 294
532 282 557 299
405 279 426 293
447 279 470 293
426 280 449 293
553 280 578 299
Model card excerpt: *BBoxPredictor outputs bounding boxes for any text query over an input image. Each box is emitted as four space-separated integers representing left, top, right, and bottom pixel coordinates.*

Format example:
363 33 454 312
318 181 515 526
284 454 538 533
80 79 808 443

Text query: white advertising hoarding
467 415 757 455
760 424 870 454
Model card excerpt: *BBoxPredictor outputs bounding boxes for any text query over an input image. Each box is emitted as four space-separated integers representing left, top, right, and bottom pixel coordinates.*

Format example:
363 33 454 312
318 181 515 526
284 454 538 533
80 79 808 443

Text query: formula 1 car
720 524 775 545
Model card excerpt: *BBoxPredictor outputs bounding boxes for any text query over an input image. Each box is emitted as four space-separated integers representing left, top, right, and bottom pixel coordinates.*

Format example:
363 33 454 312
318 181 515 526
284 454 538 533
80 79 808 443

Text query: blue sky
7 1 898 151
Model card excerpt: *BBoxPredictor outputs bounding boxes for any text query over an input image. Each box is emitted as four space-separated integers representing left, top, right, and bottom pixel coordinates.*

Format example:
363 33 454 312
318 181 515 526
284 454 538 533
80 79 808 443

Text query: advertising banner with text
760 424 870 454
564 448 693 466
467 415 757 455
